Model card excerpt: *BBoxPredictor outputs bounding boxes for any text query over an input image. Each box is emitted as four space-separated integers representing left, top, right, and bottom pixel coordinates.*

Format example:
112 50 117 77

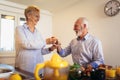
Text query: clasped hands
46 37 61 51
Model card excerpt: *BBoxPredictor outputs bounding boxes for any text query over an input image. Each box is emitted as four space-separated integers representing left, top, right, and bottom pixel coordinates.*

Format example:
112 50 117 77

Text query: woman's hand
46 37 58 44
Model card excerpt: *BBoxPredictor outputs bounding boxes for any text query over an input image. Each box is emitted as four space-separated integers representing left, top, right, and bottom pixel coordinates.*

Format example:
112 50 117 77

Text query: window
19 17 26 25
0 9 27 54
0 14 15 51
0 14 26 52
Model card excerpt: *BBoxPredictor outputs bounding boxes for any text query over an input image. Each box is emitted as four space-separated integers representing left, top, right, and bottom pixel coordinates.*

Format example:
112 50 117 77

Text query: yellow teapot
34 53 69 80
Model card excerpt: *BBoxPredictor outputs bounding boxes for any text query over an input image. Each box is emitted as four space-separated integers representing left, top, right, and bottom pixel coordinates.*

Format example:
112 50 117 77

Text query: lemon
9 73 22 80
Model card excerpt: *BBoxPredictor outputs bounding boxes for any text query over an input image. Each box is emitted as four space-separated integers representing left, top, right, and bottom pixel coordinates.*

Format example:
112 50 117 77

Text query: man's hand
46 37 62 52
49 45 57 51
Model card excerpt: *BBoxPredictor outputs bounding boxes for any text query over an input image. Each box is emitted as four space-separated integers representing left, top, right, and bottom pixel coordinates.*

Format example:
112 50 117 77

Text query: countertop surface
15 68 35 80
15 68 44 80
15 68 120 80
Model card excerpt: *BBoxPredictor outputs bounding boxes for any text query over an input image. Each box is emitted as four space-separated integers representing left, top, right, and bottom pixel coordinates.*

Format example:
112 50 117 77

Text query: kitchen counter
15 68 35 80
15 68 120 80
15 68 44 80
68 77 120 80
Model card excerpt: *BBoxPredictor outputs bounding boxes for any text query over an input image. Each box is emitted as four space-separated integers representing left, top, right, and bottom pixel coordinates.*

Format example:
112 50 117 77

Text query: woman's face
27 11 40 25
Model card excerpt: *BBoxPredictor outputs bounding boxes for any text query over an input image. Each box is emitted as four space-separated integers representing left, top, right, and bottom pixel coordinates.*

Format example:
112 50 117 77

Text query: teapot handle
34 63 45 80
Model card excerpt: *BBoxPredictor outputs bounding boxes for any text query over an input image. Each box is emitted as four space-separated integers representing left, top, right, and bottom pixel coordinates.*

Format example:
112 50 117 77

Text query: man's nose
74 26 78 30
74 27 80 31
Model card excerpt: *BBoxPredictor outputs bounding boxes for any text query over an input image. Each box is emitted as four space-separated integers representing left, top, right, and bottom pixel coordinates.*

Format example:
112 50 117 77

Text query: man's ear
83 24 86 28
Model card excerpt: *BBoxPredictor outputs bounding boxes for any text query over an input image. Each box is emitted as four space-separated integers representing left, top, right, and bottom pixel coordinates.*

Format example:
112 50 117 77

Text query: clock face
104 0 120 16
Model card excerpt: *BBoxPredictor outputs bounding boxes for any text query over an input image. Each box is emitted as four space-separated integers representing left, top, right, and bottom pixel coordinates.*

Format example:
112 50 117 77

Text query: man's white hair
77 17 89 29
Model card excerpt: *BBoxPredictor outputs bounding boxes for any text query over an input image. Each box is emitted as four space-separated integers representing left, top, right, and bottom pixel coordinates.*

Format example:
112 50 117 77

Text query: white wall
53 0 120 66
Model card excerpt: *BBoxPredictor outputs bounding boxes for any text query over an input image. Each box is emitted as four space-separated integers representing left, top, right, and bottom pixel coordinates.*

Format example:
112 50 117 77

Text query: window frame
18 14 26 25
0 10 22 55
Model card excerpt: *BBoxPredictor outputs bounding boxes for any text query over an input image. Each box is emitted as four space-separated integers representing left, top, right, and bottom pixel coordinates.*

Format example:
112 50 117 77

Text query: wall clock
104 0 120 16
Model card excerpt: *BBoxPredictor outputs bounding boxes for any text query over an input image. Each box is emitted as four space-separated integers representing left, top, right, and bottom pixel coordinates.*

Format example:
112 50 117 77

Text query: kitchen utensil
0 64 14 79
34 53 69 80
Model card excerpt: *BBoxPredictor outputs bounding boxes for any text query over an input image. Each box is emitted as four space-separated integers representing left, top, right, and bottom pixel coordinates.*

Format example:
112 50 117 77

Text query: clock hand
106 7 112 14
108 7 112 11
106 7 111 12
110 7 112 15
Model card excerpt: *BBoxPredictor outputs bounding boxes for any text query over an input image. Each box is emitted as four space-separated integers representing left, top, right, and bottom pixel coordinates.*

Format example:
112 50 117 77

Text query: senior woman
15 5 56 74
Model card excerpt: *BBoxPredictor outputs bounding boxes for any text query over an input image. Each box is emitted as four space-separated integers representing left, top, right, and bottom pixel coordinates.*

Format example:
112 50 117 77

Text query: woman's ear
26 13 31 19
27 16 31 19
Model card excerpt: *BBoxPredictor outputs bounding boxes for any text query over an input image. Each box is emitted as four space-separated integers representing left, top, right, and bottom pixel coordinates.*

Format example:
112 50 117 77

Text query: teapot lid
46 53 69 69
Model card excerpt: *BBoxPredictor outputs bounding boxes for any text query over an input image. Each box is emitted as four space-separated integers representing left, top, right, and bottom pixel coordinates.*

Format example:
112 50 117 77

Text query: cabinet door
0 56 15 66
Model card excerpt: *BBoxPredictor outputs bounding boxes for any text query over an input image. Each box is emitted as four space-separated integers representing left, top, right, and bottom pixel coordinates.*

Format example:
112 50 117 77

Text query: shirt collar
23 23 29 29
23 23 37 32
84 33 90 40
77 33 90 41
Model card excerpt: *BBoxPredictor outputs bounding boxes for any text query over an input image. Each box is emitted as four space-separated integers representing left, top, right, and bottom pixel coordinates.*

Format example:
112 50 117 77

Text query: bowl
0 64 14 79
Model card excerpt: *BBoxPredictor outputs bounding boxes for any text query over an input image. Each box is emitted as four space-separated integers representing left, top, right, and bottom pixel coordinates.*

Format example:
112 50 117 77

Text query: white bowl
0 64 14 79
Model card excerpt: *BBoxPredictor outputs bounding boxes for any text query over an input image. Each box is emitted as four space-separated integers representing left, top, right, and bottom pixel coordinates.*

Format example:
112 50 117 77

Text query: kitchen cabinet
0 56 15 66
